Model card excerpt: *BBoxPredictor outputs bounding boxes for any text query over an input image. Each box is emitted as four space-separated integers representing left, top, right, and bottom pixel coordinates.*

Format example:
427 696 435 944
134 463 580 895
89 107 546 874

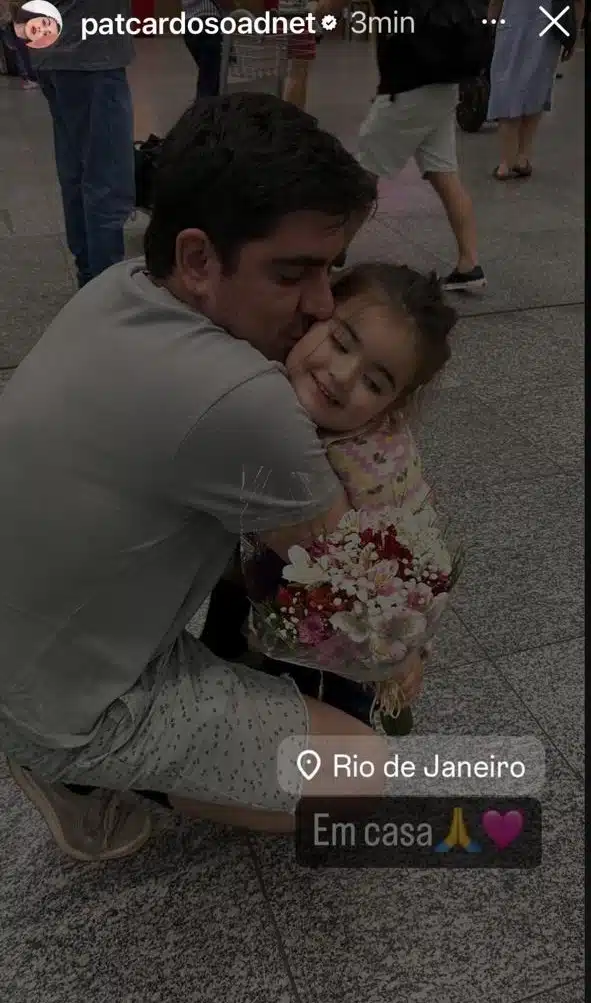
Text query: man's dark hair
144 92 377 278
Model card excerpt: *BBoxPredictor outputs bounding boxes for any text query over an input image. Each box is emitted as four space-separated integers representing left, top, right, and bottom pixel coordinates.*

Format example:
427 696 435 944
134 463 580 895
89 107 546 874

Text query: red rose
307 585 337 611
360 529 376 548
276 586 294 609
375 528 414 570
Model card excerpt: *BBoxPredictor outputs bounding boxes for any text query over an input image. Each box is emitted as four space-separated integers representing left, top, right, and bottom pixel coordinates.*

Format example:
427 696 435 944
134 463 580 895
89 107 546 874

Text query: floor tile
252 761 583 1003
521 981 585 1003
451 542 584 659
485 382 584 472
377 178 583 235
414 389 563 498
442 306 584 401
434 471 582 554
495 639 584 776
346 215 448 275
0 236 75 367
426 609 487 672
407 228 584 317
253 660 584 1002
3 193 66 237
0 761 296 1003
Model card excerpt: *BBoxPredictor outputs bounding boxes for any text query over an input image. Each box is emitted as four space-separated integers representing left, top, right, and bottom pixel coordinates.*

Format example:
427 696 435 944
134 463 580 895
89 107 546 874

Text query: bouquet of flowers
243 499 464 720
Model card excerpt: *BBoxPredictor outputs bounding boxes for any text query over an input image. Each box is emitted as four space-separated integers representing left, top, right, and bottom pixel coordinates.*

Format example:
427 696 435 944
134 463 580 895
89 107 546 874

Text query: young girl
243 262 458 732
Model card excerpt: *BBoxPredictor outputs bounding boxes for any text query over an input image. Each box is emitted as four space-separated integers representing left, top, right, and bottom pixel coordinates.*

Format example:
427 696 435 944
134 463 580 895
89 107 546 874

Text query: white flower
330 611 369 643
366 561 399 592
371 609 427 646
375 592 406 613
369 635 408 663
334 510 362 536
283 546 328 587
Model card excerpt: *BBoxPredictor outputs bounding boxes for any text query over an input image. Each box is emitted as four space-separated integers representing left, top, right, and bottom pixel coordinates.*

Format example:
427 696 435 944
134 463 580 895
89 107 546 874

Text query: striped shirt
181 0 223 17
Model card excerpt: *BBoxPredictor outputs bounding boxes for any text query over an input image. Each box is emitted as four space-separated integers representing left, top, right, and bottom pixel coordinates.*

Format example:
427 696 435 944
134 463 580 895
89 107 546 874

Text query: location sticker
296 749 322 782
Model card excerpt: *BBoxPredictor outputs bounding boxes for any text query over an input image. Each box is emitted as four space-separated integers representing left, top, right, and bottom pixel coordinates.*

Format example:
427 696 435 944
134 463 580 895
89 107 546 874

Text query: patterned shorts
0 632 308 813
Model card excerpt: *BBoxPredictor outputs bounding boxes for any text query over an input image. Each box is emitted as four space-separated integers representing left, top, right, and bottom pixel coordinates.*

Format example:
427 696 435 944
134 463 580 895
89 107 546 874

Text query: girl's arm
488 0 503 19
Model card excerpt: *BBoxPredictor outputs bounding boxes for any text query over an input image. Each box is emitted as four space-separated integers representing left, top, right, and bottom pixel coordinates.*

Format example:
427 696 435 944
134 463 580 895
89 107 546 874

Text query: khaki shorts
0 632 308 813
358 84 459 177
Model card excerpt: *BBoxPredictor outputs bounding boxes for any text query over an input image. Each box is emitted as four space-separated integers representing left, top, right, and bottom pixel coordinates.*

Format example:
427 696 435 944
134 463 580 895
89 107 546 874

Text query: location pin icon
296 749 322 782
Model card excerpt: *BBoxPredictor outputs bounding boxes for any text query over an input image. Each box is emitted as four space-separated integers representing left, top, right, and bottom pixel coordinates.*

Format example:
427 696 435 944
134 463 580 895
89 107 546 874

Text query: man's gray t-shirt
32 1 134 72
0 258 340 749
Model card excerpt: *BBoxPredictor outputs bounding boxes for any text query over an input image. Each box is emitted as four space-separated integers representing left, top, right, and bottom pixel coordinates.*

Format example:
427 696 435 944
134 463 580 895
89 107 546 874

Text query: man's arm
258 491 350 559
168 369 348 554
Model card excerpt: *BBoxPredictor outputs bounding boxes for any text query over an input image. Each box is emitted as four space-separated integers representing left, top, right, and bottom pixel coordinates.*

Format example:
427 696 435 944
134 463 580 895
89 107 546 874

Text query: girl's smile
286 292 419 433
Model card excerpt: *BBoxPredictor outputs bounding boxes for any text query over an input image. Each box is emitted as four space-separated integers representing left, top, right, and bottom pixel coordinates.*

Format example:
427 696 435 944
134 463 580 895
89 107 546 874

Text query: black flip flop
513 161 533 178
492 166 518 180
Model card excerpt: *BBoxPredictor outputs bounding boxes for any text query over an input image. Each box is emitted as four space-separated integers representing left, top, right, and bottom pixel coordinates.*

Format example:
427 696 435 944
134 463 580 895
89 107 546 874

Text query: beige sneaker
8 761 152 862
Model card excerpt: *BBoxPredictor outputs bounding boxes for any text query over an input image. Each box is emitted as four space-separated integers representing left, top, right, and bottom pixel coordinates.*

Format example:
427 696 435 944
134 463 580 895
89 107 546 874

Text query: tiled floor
0 34 584 1003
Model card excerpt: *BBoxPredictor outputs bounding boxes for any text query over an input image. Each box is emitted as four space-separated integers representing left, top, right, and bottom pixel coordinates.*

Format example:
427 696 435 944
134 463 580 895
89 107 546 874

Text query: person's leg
415 93 485 289
515 112 543 170
283 58 311 110
358 86 470 277
184 33 222 98
358 93 423 181
199 577 251 660
426 171 480 273
258 655 414 734
495 118 521 177
37 70 91 286
170 693 387 832
6 636 387 855
283 33 316 110
83 69 135 281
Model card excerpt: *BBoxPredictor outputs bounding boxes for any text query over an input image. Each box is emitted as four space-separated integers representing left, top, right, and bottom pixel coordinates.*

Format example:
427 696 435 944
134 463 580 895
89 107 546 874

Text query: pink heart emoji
482 809 524 850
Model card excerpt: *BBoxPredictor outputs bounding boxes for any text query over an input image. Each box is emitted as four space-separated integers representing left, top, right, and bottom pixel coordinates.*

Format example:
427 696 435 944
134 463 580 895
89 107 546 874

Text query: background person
278 0 317 110
30 1 135 287
487 0 583 179
181 0 233 99
315 0 488 293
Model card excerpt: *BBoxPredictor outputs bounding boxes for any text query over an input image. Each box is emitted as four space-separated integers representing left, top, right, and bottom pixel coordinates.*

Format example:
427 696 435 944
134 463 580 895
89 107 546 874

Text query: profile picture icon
13 1 62 49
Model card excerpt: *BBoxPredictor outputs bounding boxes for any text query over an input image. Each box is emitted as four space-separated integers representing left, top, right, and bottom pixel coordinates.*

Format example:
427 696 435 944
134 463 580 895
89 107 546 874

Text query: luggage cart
219 10 291 97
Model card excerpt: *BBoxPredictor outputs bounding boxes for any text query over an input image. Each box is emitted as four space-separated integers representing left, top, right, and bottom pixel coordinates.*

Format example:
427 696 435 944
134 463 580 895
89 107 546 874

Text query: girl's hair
332 262 456 404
